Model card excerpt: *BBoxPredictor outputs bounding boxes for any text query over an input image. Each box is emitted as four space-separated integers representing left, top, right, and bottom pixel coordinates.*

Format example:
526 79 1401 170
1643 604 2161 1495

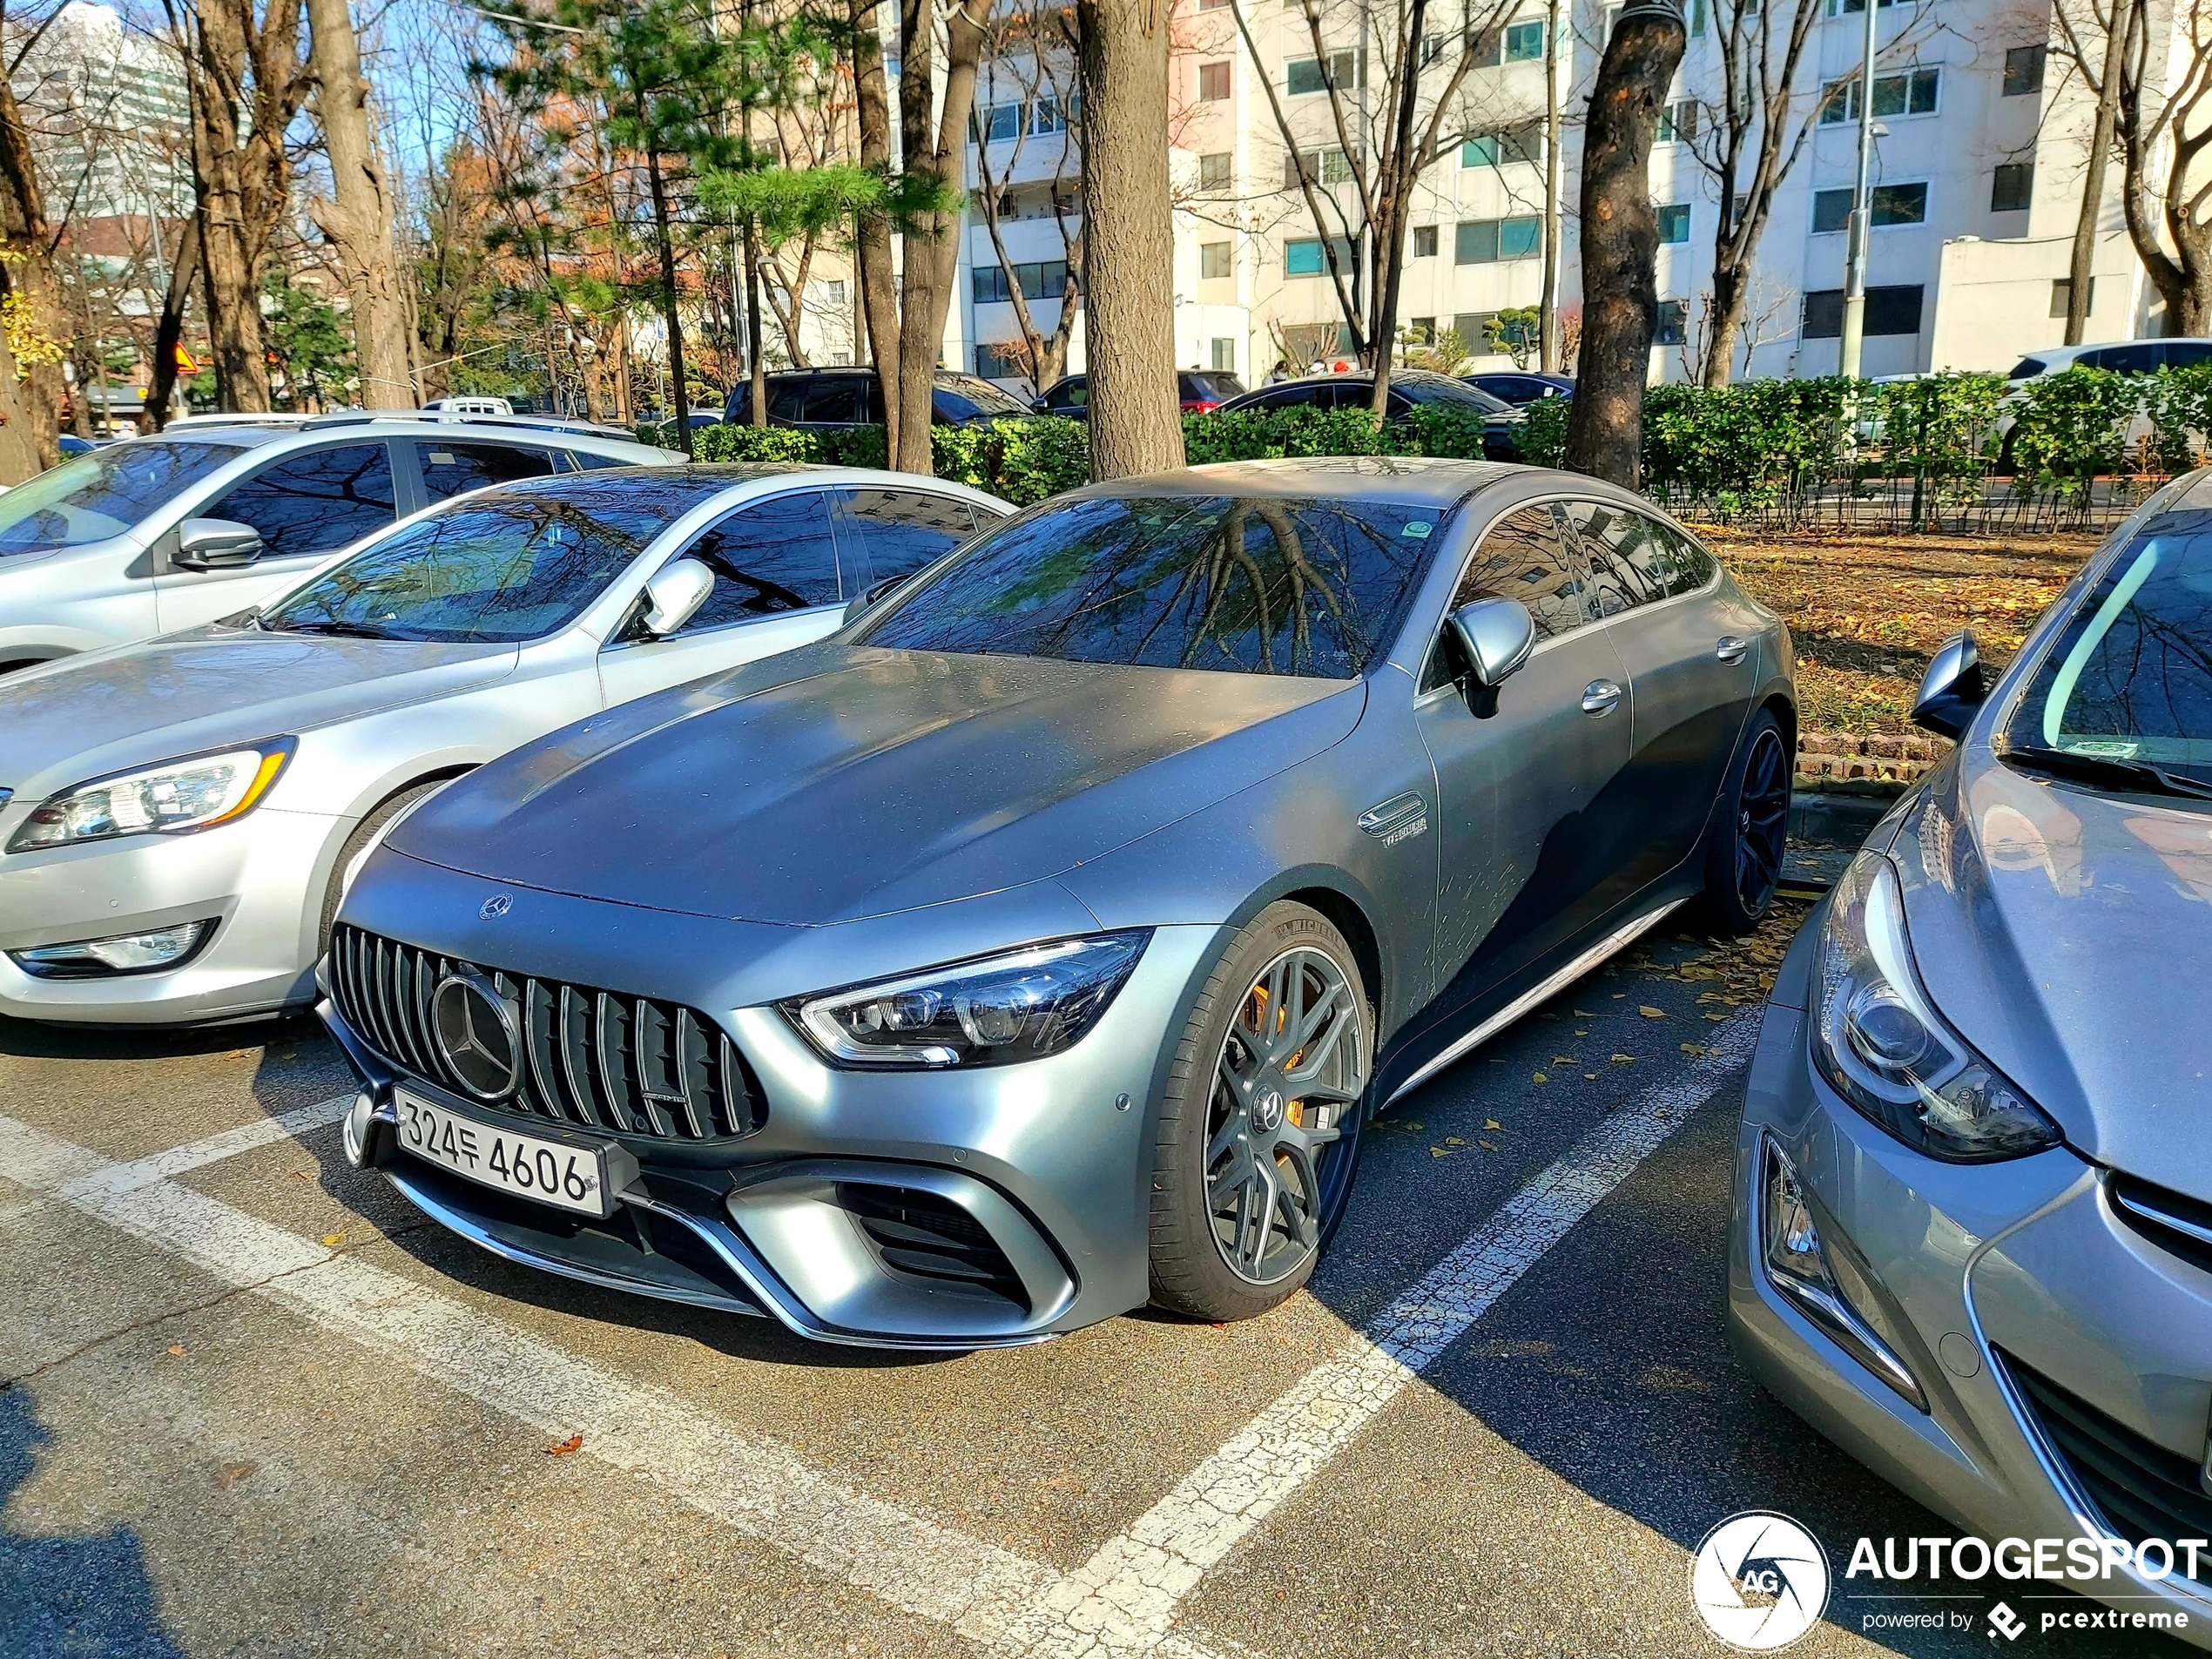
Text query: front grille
836 1183 1028 1309
329 923 764 1143
2003 1350 2212 1582
2110 1176 2212 1277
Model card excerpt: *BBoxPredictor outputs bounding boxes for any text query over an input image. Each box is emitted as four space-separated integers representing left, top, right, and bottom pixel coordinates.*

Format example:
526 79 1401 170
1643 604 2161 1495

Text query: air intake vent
836 1183 1028 1310
328 923 764 1143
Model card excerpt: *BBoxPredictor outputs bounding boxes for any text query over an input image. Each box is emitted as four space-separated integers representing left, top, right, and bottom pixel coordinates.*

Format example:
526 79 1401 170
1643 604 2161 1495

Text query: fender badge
1359 792 1429 846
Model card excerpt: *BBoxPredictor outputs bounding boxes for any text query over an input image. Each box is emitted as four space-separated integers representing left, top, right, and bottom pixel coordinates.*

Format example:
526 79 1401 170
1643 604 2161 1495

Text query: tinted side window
671 490 844 630
417 442 560 502
1452 504 1587 638
212 442 395 560
1564 500 1673 616
804 379 868 423
1656 523 1717 593
765 380 812 421
840 487 978 586
2168 342 2212 368
2098 343 2162 374
934 388 983 421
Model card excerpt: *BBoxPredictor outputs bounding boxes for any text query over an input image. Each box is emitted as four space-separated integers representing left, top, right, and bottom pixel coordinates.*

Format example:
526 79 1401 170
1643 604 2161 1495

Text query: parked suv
1032 370 1248 418
2006 337 2212 381
724 369 1032 434
1221 369 1527 460
0 410 673 673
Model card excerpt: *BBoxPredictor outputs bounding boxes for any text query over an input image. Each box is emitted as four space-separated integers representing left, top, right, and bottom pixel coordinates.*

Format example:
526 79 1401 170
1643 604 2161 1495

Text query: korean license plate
395 1089 617 1218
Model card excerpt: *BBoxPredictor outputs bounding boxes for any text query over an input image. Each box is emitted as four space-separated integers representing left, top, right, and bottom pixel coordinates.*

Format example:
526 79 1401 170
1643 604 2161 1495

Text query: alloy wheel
1735 725 1791 917
1204 946 1366 1285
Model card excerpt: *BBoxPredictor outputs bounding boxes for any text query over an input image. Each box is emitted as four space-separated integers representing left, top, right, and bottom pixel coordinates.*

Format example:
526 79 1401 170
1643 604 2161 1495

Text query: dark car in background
1032 370 1249 419
1465 371 1574 407
725 369 1032 435
1221 369 1527 461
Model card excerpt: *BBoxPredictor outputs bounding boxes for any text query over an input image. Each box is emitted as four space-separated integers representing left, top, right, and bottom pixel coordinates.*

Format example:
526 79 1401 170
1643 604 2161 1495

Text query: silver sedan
0 464 1005 1024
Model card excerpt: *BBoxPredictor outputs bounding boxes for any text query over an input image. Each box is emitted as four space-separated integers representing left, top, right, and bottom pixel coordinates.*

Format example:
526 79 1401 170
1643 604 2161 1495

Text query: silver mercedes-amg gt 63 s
327 457 1794 1348
0 465 1003 1024
1732 471 2212 1642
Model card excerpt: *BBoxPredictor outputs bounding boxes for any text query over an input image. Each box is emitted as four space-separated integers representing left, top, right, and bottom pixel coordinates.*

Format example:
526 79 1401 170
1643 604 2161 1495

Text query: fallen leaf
1638 1006 1667 1019
545 1434 583 1456
214 1460 258 1489
1429 1146 1452 1158
1573 1028 1588 1037
1611 1053 1635 1063
1681 1043 1707 1055
1477 1138 1497 1150
1583 1072 1599 1081
165 1344 185 1358
1705 1011 1729 1022
1531 1071 1548 1084
320 1233 344 1249
1406 1121 1423 1130
288 1170 310 1181
1611 993 1626 1000
1445 1136 1466 1146
1483 1119 1501 1130
1573 1008 1597 1017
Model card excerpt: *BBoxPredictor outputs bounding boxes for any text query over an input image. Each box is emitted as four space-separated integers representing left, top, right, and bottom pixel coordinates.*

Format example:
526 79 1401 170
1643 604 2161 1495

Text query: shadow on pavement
0 1390 185 1659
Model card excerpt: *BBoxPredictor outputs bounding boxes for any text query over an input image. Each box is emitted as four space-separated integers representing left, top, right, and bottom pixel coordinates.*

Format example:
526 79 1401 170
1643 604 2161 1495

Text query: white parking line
1003 1014 1763 1654
0 1010 1757 1656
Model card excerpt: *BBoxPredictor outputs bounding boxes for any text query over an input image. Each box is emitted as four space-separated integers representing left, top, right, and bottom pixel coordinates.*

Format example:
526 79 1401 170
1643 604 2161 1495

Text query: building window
1407 316 1437 342
1032 95 1067 134
1656 300 1688 347
1657 203 1691 244
826 280 847 307
1656 99 1698 143
1285 146 1359 189
2050 277 2095 319
1463 124 1543 167
1454 216 1541 262
1991 162 2033 212
974 102 1023 144
1198 152 1232 192
1454 312 1495 348
1827 0 1904 14
1801 284 1925 338
975 342 1028 378
2004 44 2047 97
1198 61 1231 101
1504 19 1546 59
1820 67 1939 125
1199 240 1232 279
971 260 1072 303
1285 237 1356 276
1211 338 1236 372
1468 28 1501 65
1413 225 1439 258
1286 51 1362 96
1812 181 1928 233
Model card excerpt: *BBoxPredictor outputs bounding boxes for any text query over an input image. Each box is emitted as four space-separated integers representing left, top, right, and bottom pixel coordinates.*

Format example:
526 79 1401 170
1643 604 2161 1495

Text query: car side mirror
1912 629 1985 739
842 572 910 627
1447 597 1537 690
173 517 265 571
637 556 716 637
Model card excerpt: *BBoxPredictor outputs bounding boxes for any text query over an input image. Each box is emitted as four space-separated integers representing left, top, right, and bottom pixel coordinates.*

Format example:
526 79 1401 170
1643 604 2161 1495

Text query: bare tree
306 0 415 404
1079 0 1183 476
2107 0 2212 333
1687 0 1821 386
1565 2 1684 487
2050 0 2134 343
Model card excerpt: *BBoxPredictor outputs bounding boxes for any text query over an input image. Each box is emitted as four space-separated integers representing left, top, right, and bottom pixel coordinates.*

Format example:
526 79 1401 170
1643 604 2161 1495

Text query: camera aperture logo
1689 1511 1832 1651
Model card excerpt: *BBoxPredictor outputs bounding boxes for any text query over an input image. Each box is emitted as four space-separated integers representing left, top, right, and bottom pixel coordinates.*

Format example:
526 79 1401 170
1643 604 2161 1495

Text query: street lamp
1838 0 1881 379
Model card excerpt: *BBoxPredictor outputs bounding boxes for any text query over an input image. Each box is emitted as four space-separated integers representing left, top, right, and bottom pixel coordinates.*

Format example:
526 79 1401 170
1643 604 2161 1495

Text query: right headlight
7 739 294 853
1812 848 2060 1162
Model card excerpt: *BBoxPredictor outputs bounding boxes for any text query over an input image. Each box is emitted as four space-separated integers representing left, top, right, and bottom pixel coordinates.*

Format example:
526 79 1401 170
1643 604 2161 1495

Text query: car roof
455 462 1011 514
1062 455 1520 509
165 410 664 452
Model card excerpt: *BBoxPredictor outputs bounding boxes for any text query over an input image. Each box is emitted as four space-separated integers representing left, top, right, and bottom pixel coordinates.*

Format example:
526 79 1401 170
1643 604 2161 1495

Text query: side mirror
1447 597 1538 690
842 572 908 627
1912 629 1985 739
173 517 265 571
637 556 716 637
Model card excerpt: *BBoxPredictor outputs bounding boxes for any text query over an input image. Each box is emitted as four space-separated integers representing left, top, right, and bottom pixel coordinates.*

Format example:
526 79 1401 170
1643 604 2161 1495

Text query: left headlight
1812 847 2059 1162
7 738 295 853
786 931 1151 1069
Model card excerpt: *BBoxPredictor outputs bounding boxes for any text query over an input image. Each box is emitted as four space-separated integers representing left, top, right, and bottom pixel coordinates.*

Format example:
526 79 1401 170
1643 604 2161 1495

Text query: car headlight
6 739 295 853
786 932 1151 1068
1812 848 2059 1161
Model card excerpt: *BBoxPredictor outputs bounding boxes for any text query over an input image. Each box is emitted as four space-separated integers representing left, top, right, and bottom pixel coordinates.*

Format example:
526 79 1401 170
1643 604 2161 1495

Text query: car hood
0 627 518 798
390 643 1366 926
1897 748 2212 1197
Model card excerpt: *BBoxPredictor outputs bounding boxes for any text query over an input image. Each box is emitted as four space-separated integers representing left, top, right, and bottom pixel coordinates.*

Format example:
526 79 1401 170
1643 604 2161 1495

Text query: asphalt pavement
0 873 2182 1658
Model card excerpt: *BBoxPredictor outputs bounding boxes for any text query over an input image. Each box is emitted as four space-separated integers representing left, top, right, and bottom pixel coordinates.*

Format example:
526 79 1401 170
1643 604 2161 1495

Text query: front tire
1698 711 1791 935
1149 901 1370 1322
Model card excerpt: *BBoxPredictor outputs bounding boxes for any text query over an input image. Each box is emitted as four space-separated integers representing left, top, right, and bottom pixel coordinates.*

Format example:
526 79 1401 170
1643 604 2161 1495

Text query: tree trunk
849 0 900 459
1540 0 1564 372
1563 3 1685 488
147 214 203 429
306 0 415 406
1701 254 1745 388
644 147 694 458
2068 3 2126 347
1366 0 1428 417
745 218 768 427
0 59 61 474
1077 0 1184 480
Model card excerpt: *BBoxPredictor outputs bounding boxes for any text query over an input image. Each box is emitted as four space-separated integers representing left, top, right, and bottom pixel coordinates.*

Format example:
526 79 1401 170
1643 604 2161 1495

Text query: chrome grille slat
327 924 760 1144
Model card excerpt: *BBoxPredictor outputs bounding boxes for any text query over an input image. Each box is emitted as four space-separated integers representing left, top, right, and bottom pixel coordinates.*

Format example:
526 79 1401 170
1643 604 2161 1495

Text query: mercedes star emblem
479 894 513 920
429 968 523 1100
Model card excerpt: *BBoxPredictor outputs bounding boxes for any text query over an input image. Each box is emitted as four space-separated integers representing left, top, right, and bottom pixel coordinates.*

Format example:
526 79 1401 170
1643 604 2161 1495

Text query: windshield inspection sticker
1402 519 1434 538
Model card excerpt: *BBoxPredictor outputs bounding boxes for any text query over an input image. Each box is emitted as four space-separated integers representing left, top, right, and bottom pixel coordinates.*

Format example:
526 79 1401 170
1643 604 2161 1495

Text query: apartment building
954 0 2165 393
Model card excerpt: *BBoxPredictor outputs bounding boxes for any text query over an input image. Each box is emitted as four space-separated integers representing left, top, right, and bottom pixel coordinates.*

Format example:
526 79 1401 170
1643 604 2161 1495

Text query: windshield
2003 520 2212 785
0 440 246 554
857 492 1440 678
260 495 669 643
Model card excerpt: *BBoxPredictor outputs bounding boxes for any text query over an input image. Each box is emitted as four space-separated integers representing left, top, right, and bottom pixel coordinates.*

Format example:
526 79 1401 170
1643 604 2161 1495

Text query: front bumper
320 911 1219 1352
1731 934 2212 1645
0 807 342 1024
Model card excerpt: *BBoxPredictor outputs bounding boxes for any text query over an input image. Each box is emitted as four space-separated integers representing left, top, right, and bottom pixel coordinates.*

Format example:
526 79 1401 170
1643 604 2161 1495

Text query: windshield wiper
263 617 403 641
2003 743 2212 802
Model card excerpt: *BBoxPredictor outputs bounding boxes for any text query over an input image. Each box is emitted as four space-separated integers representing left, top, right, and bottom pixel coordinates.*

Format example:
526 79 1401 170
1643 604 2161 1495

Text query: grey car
326 457 1793 1349
1730 471 2212 1642
0 464 1004 1024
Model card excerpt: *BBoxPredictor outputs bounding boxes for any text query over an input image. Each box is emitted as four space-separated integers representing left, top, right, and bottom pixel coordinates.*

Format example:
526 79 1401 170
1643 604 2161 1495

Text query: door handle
1581 679 1622 715
1716 635 1750 664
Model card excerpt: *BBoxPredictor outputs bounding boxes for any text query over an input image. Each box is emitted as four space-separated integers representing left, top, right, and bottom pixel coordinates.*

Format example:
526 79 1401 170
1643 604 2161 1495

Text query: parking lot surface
0 887 2180 1656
